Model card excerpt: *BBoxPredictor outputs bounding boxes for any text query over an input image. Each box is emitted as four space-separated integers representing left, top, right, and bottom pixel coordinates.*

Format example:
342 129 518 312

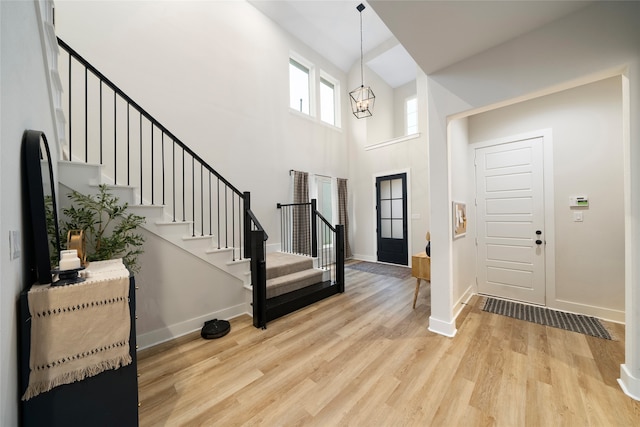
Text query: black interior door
376 173 408 265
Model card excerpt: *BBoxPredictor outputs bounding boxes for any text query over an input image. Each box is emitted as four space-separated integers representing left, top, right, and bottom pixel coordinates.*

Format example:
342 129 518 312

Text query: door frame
373 168 412 266
469 129 555 305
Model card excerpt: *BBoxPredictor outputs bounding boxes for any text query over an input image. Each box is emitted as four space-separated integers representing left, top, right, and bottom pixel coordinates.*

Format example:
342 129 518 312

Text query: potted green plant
57 184 146 273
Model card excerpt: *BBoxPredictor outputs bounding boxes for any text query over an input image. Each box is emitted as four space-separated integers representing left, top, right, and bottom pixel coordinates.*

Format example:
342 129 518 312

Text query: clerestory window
320 77 335 125
406 96 418 135
289 58 311 115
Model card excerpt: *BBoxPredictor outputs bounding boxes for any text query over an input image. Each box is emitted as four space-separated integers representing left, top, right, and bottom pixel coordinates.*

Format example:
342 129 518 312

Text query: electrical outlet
9 230 21 260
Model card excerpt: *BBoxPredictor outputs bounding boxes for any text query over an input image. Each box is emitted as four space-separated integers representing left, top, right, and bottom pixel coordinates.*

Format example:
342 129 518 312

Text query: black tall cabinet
19 277 139 427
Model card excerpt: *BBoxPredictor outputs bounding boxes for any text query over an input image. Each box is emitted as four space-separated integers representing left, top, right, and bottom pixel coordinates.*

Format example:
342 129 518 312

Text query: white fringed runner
22 260 132 400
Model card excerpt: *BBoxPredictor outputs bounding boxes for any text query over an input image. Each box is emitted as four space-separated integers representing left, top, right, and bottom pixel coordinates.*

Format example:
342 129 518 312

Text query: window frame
289 53 315 117
405 95 418 135
319 71 341 128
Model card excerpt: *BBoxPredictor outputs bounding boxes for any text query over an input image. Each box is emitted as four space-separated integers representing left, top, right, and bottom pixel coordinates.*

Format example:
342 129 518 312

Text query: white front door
475 137 545 304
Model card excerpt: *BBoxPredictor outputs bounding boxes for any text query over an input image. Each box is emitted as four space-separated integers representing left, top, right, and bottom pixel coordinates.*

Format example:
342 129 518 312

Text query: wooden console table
411 251 431 309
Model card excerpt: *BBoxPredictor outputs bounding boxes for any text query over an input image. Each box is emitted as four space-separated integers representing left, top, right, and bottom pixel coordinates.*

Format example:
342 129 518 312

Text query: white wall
364 65 395 144
1 1 58 424
55 0 350 241
134 229 246 349
412 1 640 397
393 80 416 137
54 0 353 346
468 76 624 320
449 117 475 311
348 68 430 264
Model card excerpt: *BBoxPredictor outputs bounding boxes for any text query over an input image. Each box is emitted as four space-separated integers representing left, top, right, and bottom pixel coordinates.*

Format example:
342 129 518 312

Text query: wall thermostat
569 195 589 207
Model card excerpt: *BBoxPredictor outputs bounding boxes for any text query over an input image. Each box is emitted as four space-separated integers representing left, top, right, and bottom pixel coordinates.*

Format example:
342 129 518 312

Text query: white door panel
486 173 532 192
485 198 534 215
487 267 533 288
486 222 533 239
476 137 545 304
487 245 533 264
485 147 532 169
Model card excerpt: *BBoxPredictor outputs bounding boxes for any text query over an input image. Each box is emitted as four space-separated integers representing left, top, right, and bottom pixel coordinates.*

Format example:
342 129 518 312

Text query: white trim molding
364 133 420 151
428 315 457 338
137 303 247 350
619 364 640 401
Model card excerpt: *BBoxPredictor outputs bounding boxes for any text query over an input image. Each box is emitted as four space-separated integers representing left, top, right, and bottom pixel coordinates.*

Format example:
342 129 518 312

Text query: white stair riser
126 205 165 222
57 161 251 285
181 235 217 251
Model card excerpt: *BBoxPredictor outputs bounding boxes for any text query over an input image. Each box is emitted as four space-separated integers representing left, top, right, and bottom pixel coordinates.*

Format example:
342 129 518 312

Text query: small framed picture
453 201 467 238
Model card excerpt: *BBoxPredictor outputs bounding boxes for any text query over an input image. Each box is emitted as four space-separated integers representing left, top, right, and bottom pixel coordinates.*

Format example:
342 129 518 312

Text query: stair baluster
57 37 252 261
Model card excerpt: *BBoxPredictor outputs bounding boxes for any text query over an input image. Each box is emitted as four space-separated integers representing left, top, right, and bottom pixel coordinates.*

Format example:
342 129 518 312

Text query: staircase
55 37 259 290
55 36 344 331
35 0 67 153
266 252 325 298
56 160 252 285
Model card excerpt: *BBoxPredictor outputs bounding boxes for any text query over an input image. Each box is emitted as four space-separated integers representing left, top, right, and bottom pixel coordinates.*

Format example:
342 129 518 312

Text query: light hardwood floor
138 266 640 426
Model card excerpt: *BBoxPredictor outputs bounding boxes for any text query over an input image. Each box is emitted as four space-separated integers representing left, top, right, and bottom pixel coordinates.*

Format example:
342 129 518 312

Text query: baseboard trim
266 243 280 254
136 303 247 350
550 298 625 323
454 285 475 319
351 254 377 263
428 315 457 337
619 364 640 401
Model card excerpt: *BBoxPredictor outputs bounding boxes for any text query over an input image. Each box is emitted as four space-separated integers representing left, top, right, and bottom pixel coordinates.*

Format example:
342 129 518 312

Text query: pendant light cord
359 9 364 87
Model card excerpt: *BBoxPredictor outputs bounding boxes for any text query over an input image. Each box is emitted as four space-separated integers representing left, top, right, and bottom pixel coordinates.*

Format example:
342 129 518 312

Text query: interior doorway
376 173 408 265
474 136 546 305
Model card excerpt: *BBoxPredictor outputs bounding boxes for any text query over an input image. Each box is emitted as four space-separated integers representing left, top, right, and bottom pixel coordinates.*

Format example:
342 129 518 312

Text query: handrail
315 210 336 232
276 202 310 208
59 37 282 330
259 200 345 328
246 209 268 240
57 38 243 198
58 37 264 262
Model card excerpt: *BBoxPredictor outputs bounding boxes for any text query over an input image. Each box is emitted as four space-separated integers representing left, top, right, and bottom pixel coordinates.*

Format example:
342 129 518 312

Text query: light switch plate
573 211 583 222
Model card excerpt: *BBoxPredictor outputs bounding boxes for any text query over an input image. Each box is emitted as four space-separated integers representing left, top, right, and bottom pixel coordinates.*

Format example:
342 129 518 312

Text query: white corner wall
449 117 475 314
468 76 624 321
365 66 395 144
416 1 640 398
349 68 430 263
1 1 58 424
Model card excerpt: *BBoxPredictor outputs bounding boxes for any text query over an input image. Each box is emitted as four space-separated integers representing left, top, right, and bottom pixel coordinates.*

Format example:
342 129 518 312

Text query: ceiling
249 0 595 89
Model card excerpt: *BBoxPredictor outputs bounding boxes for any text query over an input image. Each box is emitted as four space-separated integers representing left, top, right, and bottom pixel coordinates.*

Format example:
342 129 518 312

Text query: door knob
535 230 542 235
535 239 543 245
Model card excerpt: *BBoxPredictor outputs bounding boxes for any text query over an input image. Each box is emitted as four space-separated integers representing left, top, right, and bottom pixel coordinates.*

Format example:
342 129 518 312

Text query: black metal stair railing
57 38 255 260
276 199 345 290
276 201 316 257
315 210 345 291
250 198 345 328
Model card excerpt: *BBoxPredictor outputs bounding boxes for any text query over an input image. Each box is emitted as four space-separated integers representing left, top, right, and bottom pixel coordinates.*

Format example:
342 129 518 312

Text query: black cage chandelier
349 3 375 119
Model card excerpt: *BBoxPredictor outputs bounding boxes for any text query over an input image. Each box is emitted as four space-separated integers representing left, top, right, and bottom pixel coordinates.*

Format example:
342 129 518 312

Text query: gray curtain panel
292 171 310 255
337 178 352 259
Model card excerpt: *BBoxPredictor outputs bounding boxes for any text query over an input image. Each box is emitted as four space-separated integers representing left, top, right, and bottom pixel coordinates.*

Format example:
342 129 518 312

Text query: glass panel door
376 173 408 265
